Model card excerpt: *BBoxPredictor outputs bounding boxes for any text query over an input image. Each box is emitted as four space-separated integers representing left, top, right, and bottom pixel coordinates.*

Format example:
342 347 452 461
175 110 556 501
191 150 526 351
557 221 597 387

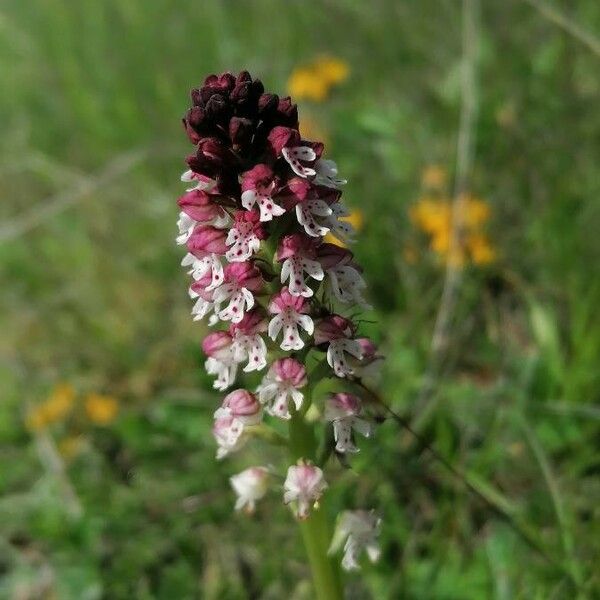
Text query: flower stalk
289 410 343 600
298 501 344 600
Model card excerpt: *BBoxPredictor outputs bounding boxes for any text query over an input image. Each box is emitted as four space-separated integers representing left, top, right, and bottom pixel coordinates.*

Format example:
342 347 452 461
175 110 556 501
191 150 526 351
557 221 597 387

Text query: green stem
288 412 343 600
298 505 343 600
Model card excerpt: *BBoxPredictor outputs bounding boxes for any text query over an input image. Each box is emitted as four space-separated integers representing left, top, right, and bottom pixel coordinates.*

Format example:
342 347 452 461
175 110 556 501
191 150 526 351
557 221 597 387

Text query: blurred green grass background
1 0 599 598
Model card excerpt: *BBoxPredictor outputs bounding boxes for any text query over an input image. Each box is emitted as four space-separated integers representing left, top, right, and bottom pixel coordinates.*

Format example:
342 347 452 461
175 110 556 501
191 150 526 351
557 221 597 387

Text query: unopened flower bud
178 189 227 224
187 137 235 177
230 308 267 337
217 389 261 419
187 226 228 256
202 331 233 358
267 126 301 157
229 117 254 147
273 358 307 388
276 97 299 128
314 315 355 345
316 243 354 270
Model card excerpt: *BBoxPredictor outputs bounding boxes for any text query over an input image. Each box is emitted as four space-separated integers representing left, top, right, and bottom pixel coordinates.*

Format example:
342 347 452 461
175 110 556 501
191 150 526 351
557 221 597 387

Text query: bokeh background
1 0 599 598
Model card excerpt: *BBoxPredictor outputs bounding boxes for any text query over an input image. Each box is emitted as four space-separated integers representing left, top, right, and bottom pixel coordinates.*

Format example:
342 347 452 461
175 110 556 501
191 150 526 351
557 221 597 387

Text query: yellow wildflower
429 226 451 255
287 56 350 102
25 383 75 431
287 68 329 102
85 393 119 425
44 384 75 420
458 194 490 228
421 165 448 191
410 191 495 266
467 234 496 265
324 209 364 247
343 209 364 231
409 197 451 235
58 435 84 459
313 55 349 85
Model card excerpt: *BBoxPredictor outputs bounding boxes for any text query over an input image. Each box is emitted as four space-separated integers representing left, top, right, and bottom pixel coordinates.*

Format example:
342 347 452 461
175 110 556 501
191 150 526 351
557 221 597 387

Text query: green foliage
1 0 599 597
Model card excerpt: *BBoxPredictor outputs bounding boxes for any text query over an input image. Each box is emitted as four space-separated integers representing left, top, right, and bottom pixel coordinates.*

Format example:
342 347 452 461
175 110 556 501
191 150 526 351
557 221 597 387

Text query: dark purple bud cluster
183 71 300 195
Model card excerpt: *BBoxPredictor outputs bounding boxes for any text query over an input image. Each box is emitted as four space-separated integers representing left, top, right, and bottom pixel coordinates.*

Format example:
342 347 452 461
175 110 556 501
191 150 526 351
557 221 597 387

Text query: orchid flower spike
175 70 385 589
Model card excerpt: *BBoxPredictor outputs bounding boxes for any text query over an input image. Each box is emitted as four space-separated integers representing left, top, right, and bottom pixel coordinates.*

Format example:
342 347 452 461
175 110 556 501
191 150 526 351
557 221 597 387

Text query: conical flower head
176 71 384 546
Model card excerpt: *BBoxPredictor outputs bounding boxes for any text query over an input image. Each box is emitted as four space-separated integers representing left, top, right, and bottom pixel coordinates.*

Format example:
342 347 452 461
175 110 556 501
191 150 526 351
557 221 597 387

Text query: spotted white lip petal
289 147 317 161
326 266 370 307
270 391 292 419
306 199 332 217
242 335 267 372
327 338 363 377
257 196 286 221
280 322 304 351
281 257 324 298
226 225 262 262
255 361 306 420
333 420 358 453
271 397 288 419
268 308 313 351
320 202 356 244
205 258 225 291
187 255 224 291
283 147 317 178
218 290 252 323
296 204 330 237
212 283 236 303
231 332 268 373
